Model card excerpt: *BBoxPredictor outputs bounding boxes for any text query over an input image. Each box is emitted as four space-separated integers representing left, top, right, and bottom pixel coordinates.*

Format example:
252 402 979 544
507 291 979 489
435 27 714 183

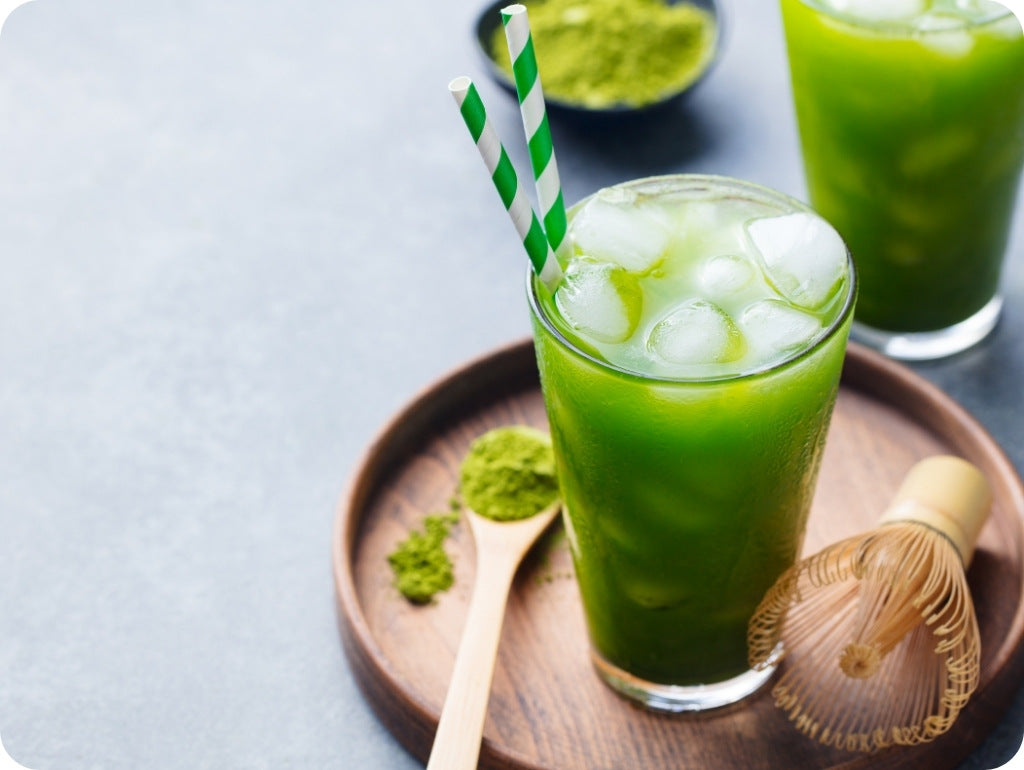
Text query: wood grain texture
333 340 1024 770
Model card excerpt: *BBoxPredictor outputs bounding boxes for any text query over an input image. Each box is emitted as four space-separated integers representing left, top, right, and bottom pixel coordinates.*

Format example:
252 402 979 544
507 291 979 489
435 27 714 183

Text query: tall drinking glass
781 0 1024 360
528 175 856 712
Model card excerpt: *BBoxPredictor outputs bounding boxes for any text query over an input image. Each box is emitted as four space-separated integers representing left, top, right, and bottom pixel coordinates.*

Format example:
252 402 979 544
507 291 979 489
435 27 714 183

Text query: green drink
781 0 1024 359
528 175 855 711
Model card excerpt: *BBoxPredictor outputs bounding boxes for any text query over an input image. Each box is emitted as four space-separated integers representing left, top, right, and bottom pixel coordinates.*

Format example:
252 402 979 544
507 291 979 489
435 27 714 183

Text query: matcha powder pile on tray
387 501 460 605
490 0 716 109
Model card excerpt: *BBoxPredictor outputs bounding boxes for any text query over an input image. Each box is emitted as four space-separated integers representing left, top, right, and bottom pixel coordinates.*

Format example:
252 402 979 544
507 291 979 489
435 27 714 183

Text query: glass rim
791 0 1017 33
526 173 858 386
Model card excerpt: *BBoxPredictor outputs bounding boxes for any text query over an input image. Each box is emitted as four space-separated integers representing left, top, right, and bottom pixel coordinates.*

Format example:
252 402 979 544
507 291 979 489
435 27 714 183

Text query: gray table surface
0 0 1022 767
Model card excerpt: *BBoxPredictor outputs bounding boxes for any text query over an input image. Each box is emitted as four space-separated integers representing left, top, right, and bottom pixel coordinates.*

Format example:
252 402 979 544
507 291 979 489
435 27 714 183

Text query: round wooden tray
333 340 1024 770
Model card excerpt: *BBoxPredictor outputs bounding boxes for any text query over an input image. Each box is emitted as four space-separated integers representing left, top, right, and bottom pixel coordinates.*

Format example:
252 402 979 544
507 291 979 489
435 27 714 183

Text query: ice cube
824 0 926 22
740 300 822 357
555 259 642 343
916 12 975 56
701 253 757 295
673 200 735 253
570 196 671 273
666 197 776 259
592 185 638 206
745 213 847 310
917 10 967 29
647 300 745 365
953 0 987 17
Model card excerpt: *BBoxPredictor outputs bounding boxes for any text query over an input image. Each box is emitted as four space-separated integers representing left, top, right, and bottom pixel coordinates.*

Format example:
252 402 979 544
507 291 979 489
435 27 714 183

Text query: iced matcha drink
528 175 855 712
781 0 1024 359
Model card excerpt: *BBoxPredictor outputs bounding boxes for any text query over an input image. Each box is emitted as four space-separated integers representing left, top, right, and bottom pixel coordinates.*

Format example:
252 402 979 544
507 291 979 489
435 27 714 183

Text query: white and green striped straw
501 4 568 259
449 76 563 291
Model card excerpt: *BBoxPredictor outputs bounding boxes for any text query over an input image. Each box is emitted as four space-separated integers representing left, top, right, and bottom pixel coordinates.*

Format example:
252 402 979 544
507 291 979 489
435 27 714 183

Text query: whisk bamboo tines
748 456 991 753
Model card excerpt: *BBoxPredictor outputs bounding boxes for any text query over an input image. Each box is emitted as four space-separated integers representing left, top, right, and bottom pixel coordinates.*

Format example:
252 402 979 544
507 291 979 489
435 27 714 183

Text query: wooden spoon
425 500 561 770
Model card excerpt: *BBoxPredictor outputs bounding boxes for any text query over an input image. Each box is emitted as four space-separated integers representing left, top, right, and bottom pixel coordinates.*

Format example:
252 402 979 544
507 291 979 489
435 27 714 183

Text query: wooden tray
333 340 1024 770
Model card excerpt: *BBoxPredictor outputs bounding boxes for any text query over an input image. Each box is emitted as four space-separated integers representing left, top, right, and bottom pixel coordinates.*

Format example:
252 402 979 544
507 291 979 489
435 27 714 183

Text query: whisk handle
879 456 991 565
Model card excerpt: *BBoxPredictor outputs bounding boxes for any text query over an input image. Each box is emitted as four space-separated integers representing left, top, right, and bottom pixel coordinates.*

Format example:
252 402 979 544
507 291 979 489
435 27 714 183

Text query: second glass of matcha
781 0 1024 360
528 175 855 711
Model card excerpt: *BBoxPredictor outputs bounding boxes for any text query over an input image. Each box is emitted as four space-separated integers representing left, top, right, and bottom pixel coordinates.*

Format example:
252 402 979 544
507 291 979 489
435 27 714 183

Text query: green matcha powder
387 500 460 605
460 426 559 522
387 426 560 604
491 0 716 109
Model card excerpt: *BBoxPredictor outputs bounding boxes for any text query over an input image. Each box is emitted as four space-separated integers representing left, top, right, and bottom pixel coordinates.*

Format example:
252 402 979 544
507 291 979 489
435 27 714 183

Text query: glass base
851 295 1002 361
591 650 778 713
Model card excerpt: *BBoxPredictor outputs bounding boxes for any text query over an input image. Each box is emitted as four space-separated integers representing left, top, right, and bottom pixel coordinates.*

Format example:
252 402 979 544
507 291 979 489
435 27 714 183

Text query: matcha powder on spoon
460 426 559 522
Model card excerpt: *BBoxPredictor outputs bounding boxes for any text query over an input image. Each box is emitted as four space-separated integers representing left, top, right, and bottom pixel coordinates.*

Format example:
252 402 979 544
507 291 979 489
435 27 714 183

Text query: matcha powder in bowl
460 426 560 522
487 0 719 110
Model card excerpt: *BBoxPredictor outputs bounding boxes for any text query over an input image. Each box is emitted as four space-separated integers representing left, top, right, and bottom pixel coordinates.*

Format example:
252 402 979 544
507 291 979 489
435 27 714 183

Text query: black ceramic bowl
473 0 723 119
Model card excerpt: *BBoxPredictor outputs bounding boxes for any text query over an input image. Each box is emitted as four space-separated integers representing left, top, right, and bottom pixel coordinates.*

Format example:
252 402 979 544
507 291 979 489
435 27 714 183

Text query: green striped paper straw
449 76 563 291
501 4 568 259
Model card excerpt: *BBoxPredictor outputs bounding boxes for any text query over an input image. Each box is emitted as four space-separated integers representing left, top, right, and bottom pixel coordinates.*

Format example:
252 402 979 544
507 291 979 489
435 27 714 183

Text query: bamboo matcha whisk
748 456 991 753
